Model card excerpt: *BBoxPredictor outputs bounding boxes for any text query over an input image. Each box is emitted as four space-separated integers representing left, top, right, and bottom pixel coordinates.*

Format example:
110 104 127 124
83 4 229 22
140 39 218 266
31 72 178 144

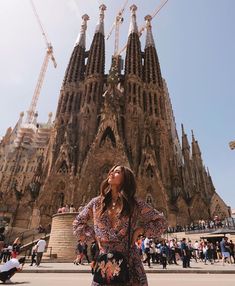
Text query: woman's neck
111 186 120 202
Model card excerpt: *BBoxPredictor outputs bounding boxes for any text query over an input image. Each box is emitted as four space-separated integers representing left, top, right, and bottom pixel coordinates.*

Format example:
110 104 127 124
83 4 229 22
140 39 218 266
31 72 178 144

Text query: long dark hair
99 165 136 216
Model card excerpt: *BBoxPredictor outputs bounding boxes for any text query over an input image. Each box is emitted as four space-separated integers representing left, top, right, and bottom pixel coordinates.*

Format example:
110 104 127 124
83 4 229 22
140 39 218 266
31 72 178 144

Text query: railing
20 234 51 257
185 228 221 235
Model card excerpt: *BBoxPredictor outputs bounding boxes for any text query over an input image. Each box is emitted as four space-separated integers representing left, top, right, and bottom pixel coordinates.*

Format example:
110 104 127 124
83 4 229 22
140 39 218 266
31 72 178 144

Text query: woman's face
108 166 124 187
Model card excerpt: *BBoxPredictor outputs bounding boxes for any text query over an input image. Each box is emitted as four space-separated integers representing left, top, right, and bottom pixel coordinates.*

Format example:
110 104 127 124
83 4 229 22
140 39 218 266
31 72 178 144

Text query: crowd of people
135 236 235 269
167 217 224 233
57 204 77 213
73 236 235 270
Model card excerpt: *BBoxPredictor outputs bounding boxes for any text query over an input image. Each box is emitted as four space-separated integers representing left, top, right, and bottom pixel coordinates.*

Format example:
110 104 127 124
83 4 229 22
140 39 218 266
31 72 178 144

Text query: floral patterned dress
73 196 167 286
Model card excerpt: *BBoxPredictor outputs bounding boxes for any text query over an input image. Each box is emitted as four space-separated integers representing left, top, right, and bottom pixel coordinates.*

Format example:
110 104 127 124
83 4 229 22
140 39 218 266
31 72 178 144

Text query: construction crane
118 0 169 55
26 0 57 124
106 0 129 57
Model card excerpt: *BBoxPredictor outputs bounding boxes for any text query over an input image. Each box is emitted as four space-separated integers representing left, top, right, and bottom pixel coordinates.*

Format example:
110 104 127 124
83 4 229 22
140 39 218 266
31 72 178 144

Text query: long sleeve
72 197 97 242
136 199 167 238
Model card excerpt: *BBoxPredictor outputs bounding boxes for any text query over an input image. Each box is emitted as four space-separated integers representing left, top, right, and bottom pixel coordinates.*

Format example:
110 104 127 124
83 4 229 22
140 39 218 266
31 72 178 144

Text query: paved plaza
1 260 235 285
21 260 235 274
6 273 235 286
3 260 234 285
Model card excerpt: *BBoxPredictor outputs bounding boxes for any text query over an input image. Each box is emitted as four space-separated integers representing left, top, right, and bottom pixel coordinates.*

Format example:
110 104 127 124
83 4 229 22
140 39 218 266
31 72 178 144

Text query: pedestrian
0 256 25 284
12 237 21 258
83 242 90 264
229 240 235 263
160 240 168 269
181 238 189 268
0 227 5 254
73 164 167 286
74 240 84 265
30 244 37 266
142 236 151 268
36 237 46 266
220 237 231 265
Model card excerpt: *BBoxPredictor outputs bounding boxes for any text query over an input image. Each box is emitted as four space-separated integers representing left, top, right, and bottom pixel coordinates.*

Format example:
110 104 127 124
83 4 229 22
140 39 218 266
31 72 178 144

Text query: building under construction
0 4 230 232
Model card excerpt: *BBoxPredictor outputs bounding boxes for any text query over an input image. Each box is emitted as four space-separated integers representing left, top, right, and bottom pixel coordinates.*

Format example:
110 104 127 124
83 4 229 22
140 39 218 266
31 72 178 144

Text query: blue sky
0 0 234 208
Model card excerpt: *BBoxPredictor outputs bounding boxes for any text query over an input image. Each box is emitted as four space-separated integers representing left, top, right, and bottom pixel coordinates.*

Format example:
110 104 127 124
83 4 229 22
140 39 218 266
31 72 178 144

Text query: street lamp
229 140 235 150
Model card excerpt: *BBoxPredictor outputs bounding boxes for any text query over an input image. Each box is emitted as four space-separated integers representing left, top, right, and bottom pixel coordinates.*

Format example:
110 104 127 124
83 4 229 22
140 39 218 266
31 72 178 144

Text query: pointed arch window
149 92 153 114
146 187 154 206
146 195 153 205
146 164 154 178
143 91 147 112
145 134 151 147
58 160 68 174
100 127 116 148
58 192 64 207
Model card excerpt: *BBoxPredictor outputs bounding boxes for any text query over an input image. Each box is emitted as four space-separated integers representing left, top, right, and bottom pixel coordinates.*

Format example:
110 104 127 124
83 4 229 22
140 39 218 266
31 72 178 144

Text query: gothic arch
146 164 154 178
58 160 68 174
100 127 116 148
145 134 151 147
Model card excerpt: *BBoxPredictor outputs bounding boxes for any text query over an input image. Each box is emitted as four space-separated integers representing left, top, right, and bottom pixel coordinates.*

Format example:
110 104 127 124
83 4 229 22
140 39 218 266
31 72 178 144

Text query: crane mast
26 0 57 124
106 0 128 57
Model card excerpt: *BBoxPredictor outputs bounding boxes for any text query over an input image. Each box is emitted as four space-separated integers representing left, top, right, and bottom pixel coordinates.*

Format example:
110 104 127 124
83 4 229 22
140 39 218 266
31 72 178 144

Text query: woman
12 237 21 258
73 165 167 285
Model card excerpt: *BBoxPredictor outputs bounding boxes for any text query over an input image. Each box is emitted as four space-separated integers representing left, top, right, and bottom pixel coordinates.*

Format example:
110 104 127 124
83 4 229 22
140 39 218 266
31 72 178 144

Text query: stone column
47 212 78 260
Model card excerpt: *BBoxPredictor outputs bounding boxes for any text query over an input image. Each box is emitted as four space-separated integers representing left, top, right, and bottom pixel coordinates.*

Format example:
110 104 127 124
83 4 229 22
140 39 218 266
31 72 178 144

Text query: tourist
220 237 231 265
0 256 25 284
69 204 76 213
0 227 5 254
160 240 168 269
36 237 46 266
74 240 84 265
142 236 151 268
29 244 37 266
229 240 235 263
181 238 190 268
73 164 167 285
12 237 21 258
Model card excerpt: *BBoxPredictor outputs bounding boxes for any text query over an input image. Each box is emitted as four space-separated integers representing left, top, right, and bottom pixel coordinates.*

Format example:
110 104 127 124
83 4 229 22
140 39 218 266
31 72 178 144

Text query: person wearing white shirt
0 257 25 283
36 237 46 266
143 237 151 268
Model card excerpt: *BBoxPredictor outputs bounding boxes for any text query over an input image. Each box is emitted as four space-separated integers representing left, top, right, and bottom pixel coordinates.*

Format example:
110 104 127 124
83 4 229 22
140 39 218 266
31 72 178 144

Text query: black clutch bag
93 251 130 284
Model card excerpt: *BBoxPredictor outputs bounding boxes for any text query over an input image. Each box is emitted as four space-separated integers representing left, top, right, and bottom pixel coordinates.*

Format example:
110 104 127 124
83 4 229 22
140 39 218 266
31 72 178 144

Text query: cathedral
0 4 230 231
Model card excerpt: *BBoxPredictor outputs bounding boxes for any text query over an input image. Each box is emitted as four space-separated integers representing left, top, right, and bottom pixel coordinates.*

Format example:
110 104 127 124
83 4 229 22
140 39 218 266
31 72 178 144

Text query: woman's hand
132 227 144 245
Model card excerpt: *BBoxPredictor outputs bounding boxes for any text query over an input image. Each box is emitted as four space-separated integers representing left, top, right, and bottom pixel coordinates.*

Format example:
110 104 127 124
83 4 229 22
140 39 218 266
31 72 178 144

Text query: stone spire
143 15 163 87
191 130 203 170
74 14 89 48
128 4 138 35
62 15 89 86
145 15 155 48
85 5 106 76
95 4 106 35
181 124 190 162
125 5 142 77
191 130 201 157
7 112 24 147
47 112 53 125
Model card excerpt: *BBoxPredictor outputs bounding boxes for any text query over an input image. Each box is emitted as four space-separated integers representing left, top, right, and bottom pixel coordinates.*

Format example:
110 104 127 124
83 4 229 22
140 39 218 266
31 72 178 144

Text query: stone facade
0 5 230 230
